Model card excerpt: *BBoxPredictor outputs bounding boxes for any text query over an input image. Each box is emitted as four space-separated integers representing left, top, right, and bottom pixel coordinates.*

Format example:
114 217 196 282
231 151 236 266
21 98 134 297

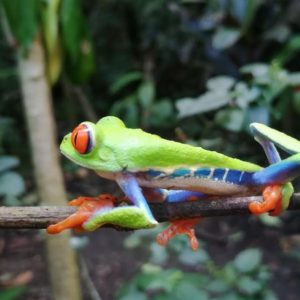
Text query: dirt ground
1 173 300 300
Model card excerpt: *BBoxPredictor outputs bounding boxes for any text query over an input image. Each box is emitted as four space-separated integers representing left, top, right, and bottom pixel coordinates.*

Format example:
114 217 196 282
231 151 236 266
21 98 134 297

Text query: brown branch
0 193 300 229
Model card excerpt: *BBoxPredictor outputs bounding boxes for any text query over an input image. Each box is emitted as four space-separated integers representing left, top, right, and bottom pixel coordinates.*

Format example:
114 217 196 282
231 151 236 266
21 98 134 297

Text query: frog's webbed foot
156 218 201 251
47 194 117 234
248 185 283 216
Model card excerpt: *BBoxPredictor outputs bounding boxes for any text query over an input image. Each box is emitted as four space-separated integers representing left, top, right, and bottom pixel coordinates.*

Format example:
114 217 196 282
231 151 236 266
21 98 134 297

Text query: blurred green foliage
119 228 276 300
176 63 300 131
1 0 95 84
0 286 27 300
0 118 25 206
2 0 300 157
110 72 175 128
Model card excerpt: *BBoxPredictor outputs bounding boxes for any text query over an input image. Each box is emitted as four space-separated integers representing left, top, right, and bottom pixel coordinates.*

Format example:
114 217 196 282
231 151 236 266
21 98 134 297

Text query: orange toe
248 185 282 215
156 218 201 251
47 194 117 234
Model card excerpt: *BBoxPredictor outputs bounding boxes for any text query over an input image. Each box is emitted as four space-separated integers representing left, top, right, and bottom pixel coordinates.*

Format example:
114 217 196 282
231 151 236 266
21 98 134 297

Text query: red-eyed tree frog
47 116 299 250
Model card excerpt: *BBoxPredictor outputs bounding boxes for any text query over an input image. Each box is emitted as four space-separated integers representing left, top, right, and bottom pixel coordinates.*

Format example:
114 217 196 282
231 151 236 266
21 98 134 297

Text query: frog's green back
96 117 261 172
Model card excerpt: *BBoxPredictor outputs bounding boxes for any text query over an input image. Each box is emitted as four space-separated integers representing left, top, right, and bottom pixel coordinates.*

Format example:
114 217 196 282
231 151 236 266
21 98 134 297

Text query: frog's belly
136 168 260 196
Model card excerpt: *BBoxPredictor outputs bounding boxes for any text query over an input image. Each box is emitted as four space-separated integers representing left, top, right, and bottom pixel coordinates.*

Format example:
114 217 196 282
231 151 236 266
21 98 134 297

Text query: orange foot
156 218 201 251
47 194 117 234
248 185 282 216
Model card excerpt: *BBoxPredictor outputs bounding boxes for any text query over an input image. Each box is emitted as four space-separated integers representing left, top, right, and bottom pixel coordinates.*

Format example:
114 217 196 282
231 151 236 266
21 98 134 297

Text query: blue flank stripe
171 169 191 177
212 168 225 180
194 168 211 177
146 170 165 178
238 172 253 185
225 170 242 183
145 167 256 185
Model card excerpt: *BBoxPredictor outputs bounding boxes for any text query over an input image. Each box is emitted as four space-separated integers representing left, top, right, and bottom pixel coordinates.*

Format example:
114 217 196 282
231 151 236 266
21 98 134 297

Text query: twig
79 255 103 300
0 193 299 229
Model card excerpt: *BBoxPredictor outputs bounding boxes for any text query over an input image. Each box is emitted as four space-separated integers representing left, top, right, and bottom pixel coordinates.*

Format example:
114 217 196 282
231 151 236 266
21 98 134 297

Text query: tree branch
0 193 300 229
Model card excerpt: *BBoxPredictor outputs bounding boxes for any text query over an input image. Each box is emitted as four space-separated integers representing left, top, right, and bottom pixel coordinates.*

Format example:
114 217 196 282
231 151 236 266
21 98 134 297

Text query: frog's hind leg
164 190 207 202
249 159 298 215
152 189 206 250
249 123 298 215
250 123 300 157
142 188 206 203
156 218 200 251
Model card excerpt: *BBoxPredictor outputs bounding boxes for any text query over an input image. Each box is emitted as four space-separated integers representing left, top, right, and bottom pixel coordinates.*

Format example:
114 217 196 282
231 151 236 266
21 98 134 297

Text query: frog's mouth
60 147 98 170
59 135 90 168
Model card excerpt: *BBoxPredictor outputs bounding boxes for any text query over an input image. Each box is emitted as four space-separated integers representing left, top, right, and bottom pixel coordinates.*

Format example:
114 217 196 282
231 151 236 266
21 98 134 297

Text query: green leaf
287 73 300 86
214 292 239 300
212 27 240 50
237 276 262 295
150 99 174 127
265 24 290 43
41 0 62 85
240 63 269 77
233 248 262 273
257 266 271 282
178 248 210 266
125 101 139 128
110 72 142 94
1 0 39 51
206 279 230 293
215 108 245 132
262 289 279 300
223 264 238 283
241 0 263 34
0 156 19 172
292 93 300 115
259 214 282 228
207 76 235 91
235 84 260 108
176 91 231 118
273 35 300 66
0 286 26 300
138 80 155 108
0 171 25 197
41 0 60 54
61 0 95 83
172 282 209 300
118 291 147 300
124 234 142 249
149 243 168 265
141 263 162 274
4 195 22 206
140 270 182 293
247 105 269 125
61 0 83 61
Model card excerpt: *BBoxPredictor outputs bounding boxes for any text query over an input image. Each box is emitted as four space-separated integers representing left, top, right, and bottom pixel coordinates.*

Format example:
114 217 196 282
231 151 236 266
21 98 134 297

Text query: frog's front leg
47 194 117 234
116 173 158 225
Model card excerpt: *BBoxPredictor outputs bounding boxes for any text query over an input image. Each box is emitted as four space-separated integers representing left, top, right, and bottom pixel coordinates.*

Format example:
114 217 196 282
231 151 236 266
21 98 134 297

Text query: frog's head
60 116 126 171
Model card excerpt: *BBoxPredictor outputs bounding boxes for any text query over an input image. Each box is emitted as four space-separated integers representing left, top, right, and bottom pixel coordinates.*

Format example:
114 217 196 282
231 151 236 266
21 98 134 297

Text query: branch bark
1 193 300 229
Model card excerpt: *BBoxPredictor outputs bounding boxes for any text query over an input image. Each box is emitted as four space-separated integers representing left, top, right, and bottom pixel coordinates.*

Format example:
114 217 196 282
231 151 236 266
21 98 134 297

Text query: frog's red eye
71 123 95 154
